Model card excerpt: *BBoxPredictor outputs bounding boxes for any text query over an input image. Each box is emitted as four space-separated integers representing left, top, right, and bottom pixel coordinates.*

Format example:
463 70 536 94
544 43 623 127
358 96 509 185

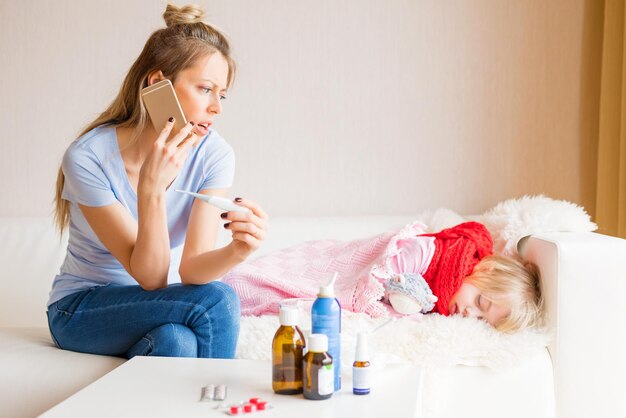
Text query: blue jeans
47 282 240 359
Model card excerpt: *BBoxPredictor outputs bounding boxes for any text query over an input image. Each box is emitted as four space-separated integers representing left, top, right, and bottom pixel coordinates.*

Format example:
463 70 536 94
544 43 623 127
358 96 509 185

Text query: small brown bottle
302 334 334 400
272 307 305 394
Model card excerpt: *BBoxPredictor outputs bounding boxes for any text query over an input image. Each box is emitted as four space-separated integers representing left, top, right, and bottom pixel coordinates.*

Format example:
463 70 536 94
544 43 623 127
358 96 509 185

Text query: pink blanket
222 222 429 317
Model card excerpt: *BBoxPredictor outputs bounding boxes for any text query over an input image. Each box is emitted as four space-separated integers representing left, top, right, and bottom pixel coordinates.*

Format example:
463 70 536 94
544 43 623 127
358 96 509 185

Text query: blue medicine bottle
311 272 341 391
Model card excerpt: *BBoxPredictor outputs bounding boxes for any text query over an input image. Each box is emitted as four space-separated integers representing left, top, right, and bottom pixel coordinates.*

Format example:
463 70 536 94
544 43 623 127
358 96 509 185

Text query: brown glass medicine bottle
272 306 305 394
302 333 334 400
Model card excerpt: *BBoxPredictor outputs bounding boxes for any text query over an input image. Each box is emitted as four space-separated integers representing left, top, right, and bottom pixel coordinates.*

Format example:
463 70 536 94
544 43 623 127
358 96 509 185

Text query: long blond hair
53 2 236 234
465 254 544 333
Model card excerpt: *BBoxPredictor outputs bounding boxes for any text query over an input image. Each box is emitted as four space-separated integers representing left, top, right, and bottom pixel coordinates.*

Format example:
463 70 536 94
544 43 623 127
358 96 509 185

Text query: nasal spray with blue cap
311 272 341 391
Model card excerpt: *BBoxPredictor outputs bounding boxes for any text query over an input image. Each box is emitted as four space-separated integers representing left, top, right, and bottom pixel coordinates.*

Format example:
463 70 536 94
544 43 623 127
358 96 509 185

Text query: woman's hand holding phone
222 198 269 261
138 118 198 198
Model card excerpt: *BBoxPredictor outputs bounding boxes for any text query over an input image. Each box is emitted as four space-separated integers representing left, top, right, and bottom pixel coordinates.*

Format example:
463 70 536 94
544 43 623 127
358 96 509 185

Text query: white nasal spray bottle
352 332 371 395
174 190 251 214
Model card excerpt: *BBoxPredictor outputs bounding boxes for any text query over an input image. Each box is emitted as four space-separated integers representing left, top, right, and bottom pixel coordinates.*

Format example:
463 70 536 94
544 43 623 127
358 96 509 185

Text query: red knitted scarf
420 222 493 315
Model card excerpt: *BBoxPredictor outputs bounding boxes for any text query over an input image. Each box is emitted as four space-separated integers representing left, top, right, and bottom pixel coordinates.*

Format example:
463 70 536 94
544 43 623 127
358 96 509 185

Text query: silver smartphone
141 79 187 135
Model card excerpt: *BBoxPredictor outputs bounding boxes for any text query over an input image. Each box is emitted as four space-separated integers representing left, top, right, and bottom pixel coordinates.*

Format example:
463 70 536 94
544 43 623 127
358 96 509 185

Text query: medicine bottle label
352 366 372 391
318 364 334 396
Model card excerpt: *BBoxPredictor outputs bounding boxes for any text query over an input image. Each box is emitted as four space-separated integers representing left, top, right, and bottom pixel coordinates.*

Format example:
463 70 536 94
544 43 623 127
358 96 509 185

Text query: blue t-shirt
48 124 235 306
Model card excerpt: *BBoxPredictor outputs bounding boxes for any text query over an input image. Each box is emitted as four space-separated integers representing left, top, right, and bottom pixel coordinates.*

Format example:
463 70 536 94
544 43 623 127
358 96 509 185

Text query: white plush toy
384 273 438 315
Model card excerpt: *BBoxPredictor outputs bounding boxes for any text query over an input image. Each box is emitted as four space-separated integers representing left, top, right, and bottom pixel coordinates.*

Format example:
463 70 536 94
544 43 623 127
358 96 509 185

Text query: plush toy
384 273 438 315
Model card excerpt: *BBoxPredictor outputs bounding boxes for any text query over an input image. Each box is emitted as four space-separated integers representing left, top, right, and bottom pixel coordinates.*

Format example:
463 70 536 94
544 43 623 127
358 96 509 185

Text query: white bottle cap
355 332 369 361
318 272 338 297
279 307 299 326
307 334 329 353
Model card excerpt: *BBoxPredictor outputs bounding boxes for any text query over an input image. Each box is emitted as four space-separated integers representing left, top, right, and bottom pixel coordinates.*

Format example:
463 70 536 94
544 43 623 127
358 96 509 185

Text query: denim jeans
47 281 240 359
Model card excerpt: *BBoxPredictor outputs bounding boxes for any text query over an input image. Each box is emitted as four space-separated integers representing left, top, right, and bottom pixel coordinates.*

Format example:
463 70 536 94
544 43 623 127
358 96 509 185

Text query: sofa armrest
519 232 626 418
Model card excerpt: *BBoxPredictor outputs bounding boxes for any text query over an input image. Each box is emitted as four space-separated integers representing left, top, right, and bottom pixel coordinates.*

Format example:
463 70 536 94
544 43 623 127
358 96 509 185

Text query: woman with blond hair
47 3 267 359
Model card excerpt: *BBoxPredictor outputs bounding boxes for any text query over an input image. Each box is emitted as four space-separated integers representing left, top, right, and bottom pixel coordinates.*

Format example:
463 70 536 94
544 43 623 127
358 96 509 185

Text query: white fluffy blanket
237 310 550 370
236 195 595 369
420 194 596 256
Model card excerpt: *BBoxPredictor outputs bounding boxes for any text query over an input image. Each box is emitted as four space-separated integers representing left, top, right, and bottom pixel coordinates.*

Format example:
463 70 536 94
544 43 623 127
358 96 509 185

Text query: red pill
249 398 260 404
256 401 267 410
230 405 242 415
243 403 255 413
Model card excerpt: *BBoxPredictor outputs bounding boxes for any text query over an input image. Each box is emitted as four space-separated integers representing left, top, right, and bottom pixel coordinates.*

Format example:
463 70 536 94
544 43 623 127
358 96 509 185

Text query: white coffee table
40 357 422 418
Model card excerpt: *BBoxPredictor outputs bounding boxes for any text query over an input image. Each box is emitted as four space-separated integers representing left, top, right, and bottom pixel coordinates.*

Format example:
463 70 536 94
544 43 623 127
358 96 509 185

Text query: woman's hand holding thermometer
175 190 251 213
176 189 268 261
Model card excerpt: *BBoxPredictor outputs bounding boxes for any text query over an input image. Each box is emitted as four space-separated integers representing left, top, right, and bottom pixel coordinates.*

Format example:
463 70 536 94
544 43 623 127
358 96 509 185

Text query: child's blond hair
464 254 543 333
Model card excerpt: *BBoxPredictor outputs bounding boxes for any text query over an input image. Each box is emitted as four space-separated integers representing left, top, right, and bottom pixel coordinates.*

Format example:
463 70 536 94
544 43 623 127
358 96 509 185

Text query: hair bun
163 3 205 27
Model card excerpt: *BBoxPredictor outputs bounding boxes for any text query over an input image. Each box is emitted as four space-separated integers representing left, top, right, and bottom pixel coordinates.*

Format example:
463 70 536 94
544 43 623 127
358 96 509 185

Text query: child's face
448 283 510 327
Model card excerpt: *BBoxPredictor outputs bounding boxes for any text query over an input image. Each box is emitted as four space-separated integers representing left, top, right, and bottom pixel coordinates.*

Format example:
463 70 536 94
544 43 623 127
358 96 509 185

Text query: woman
47 3 267 359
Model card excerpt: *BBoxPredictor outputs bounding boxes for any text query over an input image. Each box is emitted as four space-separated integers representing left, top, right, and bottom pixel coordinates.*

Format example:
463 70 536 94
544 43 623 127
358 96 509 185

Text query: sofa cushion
0 218 68 328
0 327 124 418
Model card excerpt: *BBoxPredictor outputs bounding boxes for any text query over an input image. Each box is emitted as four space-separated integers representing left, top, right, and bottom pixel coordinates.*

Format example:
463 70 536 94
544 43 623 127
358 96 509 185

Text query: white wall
0 0 602 218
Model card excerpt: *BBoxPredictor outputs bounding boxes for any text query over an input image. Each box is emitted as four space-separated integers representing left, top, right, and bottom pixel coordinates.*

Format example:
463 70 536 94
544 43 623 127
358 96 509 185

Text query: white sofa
1 216 625 418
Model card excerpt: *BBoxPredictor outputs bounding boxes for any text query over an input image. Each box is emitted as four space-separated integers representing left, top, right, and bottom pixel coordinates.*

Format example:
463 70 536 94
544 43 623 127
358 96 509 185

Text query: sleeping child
222 221 543 333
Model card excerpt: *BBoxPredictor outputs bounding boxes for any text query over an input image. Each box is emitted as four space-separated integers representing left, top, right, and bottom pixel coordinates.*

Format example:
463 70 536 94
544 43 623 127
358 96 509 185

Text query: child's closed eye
477 294 491 311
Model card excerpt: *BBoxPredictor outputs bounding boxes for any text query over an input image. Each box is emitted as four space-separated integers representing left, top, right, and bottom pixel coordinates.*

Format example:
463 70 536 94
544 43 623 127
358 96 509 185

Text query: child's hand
222 197 268 260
